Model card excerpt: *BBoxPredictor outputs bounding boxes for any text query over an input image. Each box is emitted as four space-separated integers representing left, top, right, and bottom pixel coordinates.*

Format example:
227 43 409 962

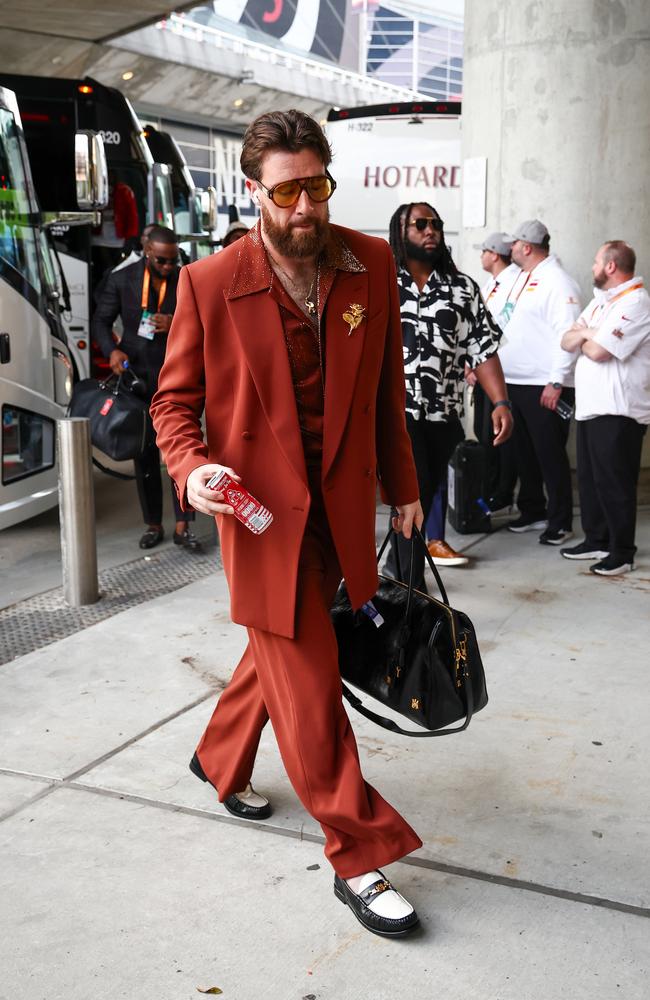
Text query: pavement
1 500 650 1000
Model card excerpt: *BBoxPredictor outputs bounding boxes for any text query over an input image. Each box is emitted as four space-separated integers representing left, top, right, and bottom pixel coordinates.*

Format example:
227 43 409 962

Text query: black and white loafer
333 872 419 938
189 752 272 820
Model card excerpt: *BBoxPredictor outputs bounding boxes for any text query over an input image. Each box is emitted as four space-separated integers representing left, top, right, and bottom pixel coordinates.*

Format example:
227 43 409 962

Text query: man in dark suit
92 225 200 551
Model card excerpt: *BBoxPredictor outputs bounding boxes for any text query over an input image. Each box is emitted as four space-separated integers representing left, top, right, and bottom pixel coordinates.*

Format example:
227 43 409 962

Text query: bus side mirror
201 186 218 232
75 131 108 210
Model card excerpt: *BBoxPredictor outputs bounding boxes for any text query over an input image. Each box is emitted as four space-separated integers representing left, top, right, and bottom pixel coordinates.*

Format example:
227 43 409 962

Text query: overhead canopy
0 1 200 44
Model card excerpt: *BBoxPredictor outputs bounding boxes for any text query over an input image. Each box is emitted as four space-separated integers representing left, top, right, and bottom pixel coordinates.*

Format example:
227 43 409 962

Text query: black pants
385 413 464 591
576 416 646 563
134 422 194 526
473 384 518 504
508 383 574 531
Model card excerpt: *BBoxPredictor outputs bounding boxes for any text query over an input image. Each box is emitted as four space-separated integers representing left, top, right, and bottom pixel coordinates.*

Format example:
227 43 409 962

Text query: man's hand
152 313 172 334
464 362 478 387
491 404 514 444
540 383 562 411
187 464 241 516
392 499 424 539
109 349 129 375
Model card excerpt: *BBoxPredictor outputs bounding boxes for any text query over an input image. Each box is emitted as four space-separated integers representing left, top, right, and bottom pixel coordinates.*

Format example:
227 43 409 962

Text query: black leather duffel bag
331 527 488 737
69 369 148 462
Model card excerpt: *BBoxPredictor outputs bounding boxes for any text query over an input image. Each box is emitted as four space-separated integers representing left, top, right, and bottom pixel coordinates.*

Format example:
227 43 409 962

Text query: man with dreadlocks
385 202 513 590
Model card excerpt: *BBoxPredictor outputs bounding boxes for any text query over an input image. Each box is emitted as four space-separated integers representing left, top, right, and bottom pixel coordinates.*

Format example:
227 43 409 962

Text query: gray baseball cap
502 219 549 245
473 232 512 255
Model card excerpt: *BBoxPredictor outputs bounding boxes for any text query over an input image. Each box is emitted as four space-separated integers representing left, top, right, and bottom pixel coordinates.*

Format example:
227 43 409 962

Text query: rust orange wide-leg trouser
195 490 422 878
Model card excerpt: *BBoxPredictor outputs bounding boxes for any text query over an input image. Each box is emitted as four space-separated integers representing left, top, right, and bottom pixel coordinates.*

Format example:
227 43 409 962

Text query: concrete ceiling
0 3 417 129
0 1 201 44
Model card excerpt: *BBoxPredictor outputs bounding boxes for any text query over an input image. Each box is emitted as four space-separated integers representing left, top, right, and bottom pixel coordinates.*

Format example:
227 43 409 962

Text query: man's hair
602 240 636 274
497 252 512 265
240 110 332 181
526 234 550 252
388 202 457 276
145 225 177 245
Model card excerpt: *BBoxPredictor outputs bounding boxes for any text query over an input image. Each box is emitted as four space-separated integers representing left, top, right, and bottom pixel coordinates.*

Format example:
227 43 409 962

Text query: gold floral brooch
342 303 366 336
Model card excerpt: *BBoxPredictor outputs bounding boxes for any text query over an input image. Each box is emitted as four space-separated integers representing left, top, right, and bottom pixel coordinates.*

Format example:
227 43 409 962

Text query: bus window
153 170 174 230
0 107 42 294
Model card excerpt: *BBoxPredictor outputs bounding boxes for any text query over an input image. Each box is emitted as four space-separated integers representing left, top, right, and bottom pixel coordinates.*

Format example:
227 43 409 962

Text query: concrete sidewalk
1 513 649 999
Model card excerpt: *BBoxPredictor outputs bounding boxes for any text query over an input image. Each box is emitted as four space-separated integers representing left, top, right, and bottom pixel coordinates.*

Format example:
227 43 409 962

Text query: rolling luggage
447 440 491 534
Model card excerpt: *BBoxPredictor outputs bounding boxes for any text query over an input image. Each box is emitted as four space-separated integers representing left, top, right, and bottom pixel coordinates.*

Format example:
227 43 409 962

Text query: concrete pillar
460 0 650 469
459 0 650 292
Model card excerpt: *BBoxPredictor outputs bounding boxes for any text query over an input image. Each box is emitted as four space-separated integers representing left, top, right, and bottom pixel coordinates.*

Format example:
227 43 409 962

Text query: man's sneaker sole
539 530 573 546
508 520 547 533
561 548 609 560
590 561 634 577
431 555 469 567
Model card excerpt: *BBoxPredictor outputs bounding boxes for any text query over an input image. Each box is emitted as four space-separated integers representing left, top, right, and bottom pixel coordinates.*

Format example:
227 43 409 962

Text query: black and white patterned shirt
397 266 502 422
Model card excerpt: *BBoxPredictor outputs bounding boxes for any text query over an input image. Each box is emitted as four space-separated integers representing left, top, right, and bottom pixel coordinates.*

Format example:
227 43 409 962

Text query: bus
142 123 209 261
0 86 104 529
0 74 176 380
325 100 462 253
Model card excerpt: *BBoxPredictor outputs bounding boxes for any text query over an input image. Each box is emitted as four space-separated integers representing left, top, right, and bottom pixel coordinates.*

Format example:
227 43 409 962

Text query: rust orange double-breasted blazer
150 223 418 638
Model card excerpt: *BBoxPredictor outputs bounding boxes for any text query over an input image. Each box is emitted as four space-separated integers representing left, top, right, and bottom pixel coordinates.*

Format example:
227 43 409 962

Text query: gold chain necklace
267 250 318 317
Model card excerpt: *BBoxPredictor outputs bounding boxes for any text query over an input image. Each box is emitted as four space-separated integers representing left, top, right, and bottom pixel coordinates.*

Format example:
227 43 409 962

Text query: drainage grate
0 537 221 666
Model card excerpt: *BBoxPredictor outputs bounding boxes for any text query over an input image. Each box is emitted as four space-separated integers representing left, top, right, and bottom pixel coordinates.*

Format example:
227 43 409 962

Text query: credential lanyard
588 281 644 324
141 267 167 312
503 263 541 309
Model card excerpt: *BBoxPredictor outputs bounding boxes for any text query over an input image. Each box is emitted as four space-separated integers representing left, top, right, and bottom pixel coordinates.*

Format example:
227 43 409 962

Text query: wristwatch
551 382 563 389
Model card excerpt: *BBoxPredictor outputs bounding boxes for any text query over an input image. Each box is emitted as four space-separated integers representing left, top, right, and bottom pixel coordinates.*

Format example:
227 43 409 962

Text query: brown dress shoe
427 539 469 566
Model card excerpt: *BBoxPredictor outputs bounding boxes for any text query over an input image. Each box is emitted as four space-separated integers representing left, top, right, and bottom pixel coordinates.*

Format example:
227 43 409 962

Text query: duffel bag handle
377 522 450 608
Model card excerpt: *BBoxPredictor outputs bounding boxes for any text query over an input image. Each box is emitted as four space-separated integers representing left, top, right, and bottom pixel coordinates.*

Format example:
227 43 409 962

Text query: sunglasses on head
257 172 337 208
152 254 179 265
409 216 444 232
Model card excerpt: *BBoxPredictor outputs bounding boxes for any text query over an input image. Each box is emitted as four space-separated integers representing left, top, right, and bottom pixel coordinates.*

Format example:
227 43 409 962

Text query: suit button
363 404 371 414
241 431 253 440
365 468 373 478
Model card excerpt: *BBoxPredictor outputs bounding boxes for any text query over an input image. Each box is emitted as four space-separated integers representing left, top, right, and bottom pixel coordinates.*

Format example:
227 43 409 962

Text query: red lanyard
504 264 540 307
588 281 643 323
141 267 167 311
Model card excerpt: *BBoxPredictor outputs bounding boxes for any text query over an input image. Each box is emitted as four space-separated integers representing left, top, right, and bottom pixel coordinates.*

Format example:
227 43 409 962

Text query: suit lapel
322 269 369 478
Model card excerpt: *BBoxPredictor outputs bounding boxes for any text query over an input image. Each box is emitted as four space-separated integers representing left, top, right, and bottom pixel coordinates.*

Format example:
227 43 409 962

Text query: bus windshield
0 107 42 293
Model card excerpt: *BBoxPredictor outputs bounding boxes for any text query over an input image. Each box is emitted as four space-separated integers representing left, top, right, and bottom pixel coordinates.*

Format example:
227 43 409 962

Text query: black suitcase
447 440 491 534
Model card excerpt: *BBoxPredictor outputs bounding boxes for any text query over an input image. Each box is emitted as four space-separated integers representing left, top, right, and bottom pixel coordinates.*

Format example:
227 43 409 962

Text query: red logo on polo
100 398 114 415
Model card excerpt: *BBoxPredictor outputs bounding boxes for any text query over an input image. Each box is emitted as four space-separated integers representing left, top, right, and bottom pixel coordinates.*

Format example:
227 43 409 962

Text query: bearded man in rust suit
151 110 424 938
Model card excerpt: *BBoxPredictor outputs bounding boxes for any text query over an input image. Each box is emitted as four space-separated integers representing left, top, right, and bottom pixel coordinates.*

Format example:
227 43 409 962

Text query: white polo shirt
497 254 582 386
481 263 521 324
574 276 650 424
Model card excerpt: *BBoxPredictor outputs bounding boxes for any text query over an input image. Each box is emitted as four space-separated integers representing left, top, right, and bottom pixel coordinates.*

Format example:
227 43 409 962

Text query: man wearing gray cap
477 232 520 317
498 220 581 545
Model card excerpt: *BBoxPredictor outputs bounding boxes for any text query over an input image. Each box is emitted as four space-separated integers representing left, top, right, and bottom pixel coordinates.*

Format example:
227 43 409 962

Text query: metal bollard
57 418 99 606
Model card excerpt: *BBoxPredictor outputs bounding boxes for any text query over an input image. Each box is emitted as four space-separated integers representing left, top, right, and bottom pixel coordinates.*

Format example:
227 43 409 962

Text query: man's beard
405 238 446 267
593 267 607 289
261 203 329 259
